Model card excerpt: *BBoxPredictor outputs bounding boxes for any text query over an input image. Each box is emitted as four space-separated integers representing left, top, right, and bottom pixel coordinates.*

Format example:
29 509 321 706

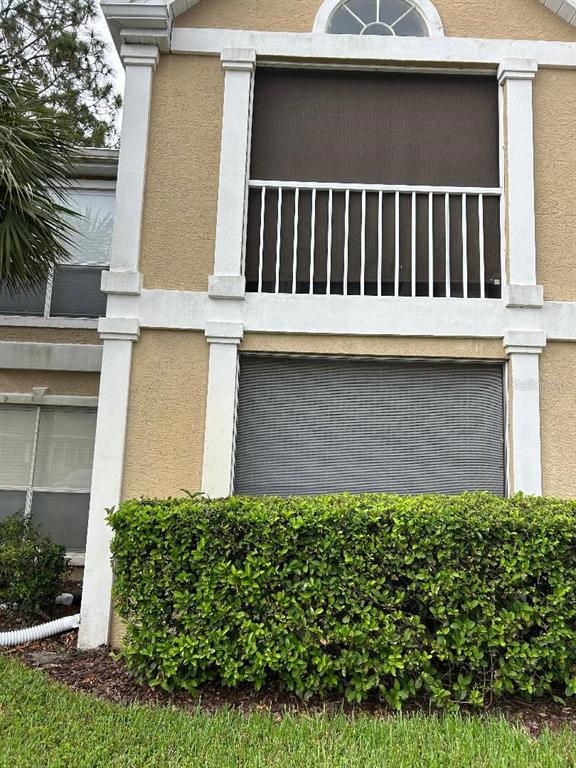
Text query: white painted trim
313 0 445 36
506 349 544 495
101 270 143 296
78 330 139 649
539 0 576 27
505 284 544 308
106 290 576 341
0 392 98 407
504 330 547 353
211 49 255 289
98 316 140 341
171 29 576 69
108 45 158 276
201 330 243 498
0 341 102 372
499 60 538 288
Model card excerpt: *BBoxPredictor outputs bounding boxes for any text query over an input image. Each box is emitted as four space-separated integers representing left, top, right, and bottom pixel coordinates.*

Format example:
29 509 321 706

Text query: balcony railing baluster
247 180 502 299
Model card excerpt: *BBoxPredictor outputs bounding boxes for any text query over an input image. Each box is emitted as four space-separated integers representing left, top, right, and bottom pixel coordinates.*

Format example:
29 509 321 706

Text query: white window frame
0 397 98 564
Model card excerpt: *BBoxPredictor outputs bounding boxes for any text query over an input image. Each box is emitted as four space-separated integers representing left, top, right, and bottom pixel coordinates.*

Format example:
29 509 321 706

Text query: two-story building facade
1 0 575 648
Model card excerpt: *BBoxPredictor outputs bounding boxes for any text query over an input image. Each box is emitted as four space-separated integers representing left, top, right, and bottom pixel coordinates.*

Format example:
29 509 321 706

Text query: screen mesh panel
31 492 90 552
234 356 505 497
0 491 27 520
251 69 499 187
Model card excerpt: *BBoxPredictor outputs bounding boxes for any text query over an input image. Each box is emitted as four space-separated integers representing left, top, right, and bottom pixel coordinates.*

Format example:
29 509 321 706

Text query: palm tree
0 66 77 292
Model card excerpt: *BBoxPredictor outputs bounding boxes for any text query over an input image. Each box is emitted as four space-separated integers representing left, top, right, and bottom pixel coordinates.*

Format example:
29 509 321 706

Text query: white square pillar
498 59 543 308
201 322 244 498
106 44 158 288
209 49 256 300
78 318 140 648
505 330 546 496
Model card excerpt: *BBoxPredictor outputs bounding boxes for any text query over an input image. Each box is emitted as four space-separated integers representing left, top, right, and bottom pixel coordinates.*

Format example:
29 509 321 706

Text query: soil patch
3 631 576 738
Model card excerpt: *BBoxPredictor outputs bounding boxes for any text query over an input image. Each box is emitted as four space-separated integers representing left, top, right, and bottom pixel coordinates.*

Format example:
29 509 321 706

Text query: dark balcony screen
250 69 499 187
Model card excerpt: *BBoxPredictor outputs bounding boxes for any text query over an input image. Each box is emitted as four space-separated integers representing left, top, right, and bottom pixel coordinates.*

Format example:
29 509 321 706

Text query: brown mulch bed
2 630 575 738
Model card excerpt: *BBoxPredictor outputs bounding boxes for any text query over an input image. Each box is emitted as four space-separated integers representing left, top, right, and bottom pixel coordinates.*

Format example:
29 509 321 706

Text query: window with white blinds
0 189 114 319
234 355 505 497
0 405 97 552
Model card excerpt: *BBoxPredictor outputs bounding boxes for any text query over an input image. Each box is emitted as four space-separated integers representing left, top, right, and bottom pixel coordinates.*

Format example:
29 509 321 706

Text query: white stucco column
498 59 543 309
201 322 244 498
505 330 546 496
78 318 139 648
209 48 256 300
101 44 158 296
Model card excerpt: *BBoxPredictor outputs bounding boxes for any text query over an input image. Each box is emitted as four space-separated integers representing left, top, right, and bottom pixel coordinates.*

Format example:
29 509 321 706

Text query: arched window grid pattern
314 0 445 37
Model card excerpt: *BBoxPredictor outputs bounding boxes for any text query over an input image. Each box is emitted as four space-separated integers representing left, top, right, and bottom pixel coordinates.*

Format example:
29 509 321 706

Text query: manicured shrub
110 493 576 708
0 515 68 615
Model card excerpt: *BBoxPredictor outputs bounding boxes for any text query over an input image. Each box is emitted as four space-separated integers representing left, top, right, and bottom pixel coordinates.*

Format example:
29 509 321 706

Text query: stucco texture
0 327 100 344
176 0 576 41
534 69 576 302
122 330 209 499
540 342 576 498
0 370 100 396
241 333 505 359
140 55 223 291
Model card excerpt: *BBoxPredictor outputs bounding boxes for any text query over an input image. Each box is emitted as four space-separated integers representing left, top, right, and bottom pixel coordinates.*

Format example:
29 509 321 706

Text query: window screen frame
0 180 115 321
0 403 97 558
233 352 509 498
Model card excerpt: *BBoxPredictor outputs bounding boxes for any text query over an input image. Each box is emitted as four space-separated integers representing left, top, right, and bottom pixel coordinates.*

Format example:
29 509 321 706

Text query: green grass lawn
1 656 575 768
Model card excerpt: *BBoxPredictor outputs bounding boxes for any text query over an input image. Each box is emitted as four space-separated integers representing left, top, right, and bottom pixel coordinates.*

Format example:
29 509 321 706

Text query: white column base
505 330 546 496
78 319 139 648
201 322 244 498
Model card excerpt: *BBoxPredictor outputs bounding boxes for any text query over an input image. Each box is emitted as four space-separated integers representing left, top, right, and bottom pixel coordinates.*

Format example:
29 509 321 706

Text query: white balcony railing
245 180 502 299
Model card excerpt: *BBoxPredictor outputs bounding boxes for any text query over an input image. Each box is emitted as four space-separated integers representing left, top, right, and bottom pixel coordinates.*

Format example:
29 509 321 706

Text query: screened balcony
244 68 502 300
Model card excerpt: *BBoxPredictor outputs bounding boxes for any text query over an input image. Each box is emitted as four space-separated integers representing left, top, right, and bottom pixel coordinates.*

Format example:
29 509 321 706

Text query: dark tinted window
0 281 47 316
50 266 108 318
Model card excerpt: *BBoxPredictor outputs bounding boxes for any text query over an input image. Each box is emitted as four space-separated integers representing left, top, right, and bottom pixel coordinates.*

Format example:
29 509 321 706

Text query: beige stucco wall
540 341 576 498
176 0 576 41
140 55 223 291
534 69 576 302
122 330 209 499
0 327 100 344
0 369 100 397
241 333 505 358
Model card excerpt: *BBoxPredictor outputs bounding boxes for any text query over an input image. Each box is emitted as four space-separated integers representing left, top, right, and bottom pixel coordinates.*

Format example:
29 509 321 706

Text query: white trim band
171 29 576 69
0 341 102 372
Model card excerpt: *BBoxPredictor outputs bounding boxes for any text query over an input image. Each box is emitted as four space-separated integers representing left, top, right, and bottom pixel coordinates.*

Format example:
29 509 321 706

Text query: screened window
0 189 114 319
327 0 430 36
0 405 97 552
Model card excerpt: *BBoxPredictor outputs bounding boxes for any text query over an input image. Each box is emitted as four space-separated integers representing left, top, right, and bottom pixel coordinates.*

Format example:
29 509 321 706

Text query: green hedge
110 493 576 708
0 516 68 615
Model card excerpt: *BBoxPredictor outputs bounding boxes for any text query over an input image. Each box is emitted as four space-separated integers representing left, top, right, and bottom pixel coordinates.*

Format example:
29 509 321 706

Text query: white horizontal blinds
0 406 36 487
64 190 115 266
234 356 505 497
33 408 97 489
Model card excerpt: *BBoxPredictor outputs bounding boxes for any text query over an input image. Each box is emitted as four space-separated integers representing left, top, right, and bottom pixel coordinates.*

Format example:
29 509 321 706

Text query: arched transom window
325 0 434 36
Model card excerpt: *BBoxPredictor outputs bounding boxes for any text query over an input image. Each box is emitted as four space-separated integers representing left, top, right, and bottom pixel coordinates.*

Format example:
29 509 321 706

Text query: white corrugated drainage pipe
0 613 80 646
